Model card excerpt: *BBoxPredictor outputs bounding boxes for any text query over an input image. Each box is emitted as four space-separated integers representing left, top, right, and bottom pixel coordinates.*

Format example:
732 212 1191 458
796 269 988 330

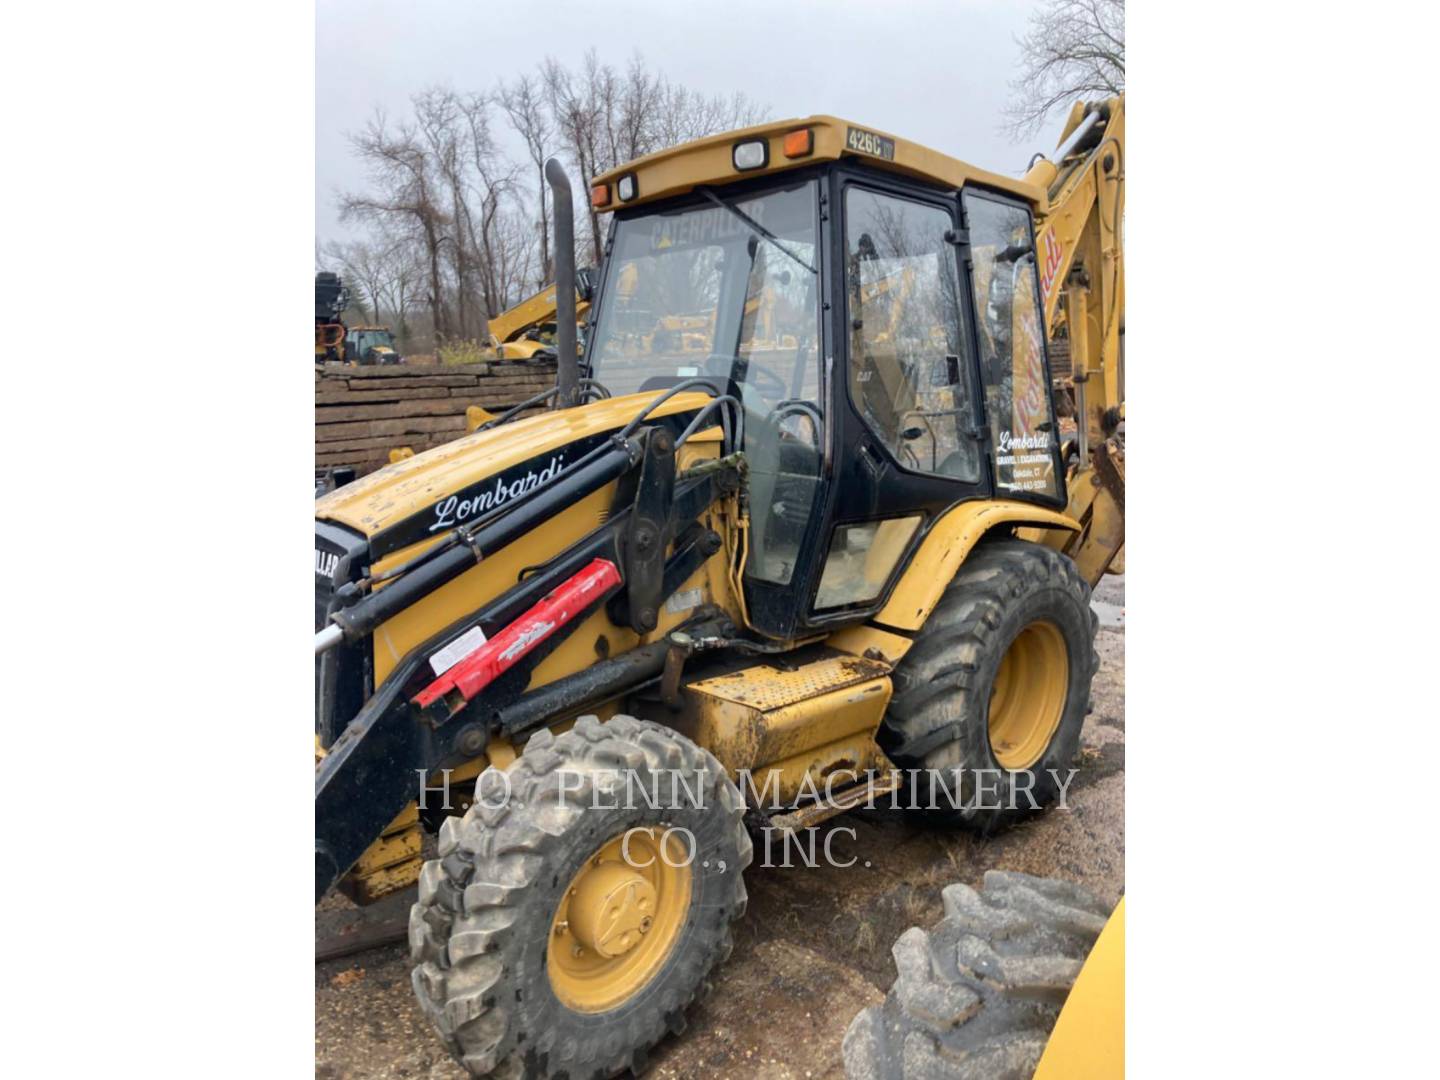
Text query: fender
1033 896 1124 1080
873 500 1080 633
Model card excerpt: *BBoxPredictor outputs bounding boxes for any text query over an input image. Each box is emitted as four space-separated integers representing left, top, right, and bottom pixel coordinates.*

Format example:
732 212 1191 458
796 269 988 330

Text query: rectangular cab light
590 182 611 208
733 139 768 171
617 173 638 201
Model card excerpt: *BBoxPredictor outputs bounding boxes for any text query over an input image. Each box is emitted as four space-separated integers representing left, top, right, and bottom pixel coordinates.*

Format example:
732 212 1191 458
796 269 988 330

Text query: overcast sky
315 0 1064 246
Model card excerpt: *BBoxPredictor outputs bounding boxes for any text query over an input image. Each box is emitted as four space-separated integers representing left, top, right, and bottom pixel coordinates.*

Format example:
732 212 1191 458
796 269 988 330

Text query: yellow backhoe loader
481 267 598 360
315 96 1124 1078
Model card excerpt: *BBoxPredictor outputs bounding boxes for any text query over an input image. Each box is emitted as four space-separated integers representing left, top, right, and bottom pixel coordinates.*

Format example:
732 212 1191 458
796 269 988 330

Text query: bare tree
651 83 768 148
497 73 555 291
346 88 527 345
457 91 520 331
1003 0 1124 140
380 242 423 346
542 53 607 263
543 50 769 264
341 111 452 346
322 235 425 347
488 205 540 310
337 53 770 329
323 239 384 322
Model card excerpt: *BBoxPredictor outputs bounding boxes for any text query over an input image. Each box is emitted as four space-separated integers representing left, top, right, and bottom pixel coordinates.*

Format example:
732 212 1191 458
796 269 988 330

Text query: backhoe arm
1026 96 1125 443
1018 96 1126 583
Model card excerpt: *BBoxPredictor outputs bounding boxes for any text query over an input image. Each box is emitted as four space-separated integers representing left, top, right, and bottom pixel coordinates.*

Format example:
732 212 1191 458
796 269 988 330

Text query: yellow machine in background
343 325 402 366
480 266 597 360
316 98 1125 1078
382 272 597 462
315 273 403 366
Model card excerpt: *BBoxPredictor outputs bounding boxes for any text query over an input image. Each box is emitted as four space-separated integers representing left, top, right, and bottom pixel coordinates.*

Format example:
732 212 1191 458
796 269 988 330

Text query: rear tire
880 539 1098 832
408 715 752 1078
842 870 1110 1080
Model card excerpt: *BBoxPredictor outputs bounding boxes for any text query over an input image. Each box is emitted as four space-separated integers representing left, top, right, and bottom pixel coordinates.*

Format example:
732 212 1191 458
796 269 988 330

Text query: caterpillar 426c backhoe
315 95 1124 1078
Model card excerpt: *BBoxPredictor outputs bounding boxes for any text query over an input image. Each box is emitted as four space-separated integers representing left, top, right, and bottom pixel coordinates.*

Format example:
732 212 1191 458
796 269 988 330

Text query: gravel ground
316 574 1125 1078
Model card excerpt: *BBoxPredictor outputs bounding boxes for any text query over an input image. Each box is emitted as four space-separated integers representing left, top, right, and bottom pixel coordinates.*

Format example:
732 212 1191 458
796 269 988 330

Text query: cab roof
591 115 1046 212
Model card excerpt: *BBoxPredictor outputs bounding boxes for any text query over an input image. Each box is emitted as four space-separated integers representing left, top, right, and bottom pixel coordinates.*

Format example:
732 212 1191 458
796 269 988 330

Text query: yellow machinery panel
679 653 894 807
1033 897 1125 1080
336 803 422 905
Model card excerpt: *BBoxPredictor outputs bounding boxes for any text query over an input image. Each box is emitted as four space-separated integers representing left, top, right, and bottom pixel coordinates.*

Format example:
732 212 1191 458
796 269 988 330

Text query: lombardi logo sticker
430 454 566 533
367 435 611 559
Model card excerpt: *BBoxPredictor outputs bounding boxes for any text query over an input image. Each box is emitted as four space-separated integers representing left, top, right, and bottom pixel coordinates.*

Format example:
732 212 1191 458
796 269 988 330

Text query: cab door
962 190 1066 501
803 172 990 622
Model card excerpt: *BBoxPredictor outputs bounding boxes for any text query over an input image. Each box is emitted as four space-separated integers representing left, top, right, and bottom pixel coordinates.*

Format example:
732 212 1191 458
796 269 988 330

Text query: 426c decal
845 126 895 161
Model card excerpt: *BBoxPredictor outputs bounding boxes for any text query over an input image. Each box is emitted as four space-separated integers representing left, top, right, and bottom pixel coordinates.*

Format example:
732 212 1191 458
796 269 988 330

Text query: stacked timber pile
315 360 558 477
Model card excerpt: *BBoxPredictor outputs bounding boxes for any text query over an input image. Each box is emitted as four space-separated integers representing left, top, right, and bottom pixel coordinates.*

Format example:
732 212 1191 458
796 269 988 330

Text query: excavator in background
383 269 598 463
315 96 1124 1078
481 266 598 360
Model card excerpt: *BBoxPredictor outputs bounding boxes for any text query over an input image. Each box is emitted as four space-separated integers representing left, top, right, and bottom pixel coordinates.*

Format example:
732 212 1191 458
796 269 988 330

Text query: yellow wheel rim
547 827 693 1014
987 621 1069 770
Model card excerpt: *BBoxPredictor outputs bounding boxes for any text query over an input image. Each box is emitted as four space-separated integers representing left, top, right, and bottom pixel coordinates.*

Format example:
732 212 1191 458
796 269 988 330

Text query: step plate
686 653 891 712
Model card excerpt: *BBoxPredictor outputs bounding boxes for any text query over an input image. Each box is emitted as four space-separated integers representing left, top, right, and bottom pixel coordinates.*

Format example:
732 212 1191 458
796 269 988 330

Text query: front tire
880 539 1098 832
408 715 751 1078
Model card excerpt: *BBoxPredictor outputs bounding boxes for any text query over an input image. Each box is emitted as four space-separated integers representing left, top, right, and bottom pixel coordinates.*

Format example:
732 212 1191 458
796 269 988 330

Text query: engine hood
315 390 711 562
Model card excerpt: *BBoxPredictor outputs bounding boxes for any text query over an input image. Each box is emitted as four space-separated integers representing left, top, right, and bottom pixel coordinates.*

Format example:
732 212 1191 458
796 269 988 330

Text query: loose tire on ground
408 714 752 1078
842 870 1110 1080
880 539 1099 831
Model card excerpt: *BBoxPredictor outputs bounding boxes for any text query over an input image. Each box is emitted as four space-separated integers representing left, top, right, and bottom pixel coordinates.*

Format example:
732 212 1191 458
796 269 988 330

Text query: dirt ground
316 575 1124 1079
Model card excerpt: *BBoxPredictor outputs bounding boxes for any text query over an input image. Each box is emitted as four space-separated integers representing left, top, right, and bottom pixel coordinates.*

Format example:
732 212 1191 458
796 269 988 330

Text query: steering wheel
701 354 787 400
774 400 823 449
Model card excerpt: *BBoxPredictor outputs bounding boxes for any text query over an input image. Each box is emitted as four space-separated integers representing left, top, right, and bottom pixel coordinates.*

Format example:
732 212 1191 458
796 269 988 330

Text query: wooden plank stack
315 360 558 476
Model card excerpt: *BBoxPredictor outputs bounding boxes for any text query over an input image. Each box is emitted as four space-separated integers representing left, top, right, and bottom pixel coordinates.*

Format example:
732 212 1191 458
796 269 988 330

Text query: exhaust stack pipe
545 158 580 409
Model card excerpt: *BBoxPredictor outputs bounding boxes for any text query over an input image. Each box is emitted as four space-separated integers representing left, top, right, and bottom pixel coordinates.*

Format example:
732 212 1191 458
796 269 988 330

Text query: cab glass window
814 516 922 609
964 193 1061 499
844 188 979 482
587 180 824 586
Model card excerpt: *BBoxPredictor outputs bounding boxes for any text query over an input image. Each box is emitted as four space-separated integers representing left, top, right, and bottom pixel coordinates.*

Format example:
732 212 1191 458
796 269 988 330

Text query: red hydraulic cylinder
413 557 622 715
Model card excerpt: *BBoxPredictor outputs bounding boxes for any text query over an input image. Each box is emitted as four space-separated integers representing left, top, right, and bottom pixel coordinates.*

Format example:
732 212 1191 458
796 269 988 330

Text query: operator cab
585 119 1065 639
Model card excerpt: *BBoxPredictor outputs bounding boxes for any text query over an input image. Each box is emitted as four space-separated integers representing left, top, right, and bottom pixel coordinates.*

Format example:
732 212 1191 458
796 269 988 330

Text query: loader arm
314 419 742 900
